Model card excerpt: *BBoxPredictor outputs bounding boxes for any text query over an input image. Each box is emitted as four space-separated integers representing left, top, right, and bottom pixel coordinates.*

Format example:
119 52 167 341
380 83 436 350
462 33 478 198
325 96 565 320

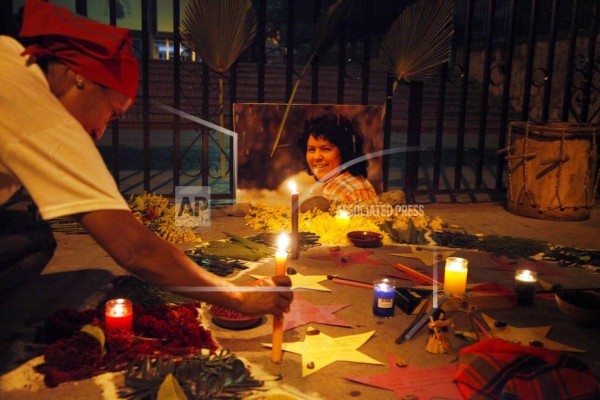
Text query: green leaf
157 373 188 400
407 219 418 244
202 242 265 261
80 324 106 357
223 232 276 255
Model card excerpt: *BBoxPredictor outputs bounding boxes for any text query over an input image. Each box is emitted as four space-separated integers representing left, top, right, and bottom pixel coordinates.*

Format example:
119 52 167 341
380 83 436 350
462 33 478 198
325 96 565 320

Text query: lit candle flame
516 269 536 282
336 209 349 219
288 181 298 194
277 233 290 253
108 299 129 316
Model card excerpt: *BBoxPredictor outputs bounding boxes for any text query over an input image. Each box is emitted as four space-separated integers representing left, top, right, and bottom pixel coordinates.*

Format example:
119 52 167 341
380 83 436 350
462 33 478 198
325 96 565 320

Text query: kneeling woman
298 112 377 206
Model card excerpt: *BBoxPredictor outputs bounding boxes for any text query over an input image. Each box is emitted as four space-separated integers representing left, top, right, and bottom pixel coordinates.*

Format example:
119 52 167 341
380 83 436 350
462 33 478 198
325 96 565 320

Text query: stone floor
1 201 599 399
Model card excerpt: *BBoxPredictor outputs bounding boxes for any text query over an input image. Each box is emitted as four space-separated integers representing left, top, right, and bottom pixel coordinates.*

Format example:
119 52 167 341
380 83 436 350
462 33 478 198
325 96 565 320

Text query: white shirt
0 35 129 220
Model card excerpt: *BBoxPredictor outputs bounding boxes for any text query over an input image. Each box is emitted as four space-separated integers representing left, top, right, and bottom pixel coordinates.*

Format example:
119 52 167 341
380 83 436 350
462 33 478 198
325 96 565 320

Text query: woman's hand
236 276 293 319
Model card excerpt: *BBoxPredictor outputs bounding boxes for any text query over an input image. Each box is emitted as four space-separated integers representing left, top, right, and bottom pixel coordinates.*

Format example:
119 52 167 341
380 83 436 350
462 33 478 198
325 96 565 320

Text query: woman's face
57 73 132 141
306 134 342 180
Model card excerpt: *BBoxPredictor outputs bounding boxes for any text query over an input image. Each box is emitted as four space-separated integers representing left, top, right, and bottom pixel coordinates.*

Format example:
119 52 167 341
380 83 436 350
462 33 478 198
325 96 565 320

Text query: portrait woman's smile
306 135 342 180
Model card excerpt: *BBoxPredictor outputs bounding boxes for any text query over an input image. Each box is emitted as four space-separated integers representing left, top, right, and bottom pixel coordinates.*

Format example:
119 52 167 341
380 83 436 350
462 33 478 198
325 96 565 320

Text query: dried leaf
270 0 353 157
181 0 256 73
379 0 454 82
157 373 187 400
80 324 106 357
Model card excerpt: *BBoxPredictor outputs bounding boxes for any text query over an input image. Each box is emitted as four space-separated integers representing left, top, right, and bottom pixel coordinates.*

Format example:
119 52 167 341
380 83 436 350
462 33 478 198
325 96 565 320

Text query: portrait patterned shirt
314 171 377 205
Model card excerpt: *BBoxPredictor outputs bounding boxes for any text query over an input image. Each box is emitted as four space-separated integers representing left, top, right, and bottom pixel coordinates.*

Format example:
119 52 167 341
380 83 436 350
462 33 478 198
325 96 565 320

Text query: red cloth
455 338 598 399
19 0 138 100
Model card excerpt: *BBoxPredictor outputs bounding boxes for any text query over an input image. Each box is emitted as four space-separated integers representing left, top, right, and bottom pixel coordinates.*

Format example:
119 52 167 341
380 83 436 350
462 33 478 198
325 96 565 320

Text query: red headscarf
19 0 139 101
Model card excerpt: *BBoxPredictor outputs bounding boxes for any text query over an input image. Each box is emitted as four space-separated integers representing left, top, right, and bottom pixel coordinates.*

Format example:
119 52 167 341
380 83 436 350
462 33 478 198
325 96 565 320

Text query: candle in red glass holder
105 298 133 334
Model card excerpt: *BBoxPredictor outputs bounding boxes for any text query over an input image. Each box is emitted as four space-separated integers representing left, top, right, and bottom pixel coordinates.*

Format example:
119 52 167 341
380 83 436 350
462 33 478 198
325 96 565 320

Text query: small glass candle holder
443 257 469 296
105 298 133 334
514 269 537 306
373 278 396 318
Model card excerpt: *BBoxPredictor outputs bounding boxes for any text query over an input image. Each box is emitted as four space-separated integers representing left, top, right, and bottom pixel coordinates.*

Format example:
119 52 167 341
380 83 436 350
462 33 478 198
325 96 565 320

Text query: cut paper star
263 326 382 377
310 248 388 269
346 354 462 400
251 273 330 292
482 313 585 352
283 294 352 331
486 256 564 277
391 245 456 267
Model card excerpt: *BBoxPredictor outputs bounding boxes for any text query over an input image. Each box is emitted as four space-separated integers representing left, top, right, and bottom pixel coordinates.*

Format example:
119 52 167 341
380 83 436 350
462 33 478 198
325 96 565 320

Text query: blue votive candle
373 278 396 318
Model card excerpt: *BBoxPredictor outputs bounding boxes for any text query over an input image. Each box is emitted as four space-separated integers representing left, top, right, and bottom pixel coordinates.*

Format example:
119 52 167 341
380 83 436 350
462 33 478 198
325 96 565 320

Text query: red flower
37 302 218 387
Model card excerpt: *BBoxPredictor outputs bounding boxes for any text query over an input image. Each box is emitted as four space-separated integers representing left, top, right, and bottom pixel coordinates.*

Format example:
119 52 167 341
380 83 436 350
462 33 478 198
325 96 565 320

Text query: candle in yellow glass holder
272 233 289 363
443 257 468 296
335 209 350 232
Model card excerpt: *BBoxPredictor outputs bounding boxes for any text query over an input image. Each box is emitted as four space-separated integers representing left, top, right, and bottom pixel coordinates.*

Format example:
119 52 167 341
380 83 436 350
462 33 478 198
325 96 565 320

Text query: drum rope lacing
508 123 598 214
519 122 536 208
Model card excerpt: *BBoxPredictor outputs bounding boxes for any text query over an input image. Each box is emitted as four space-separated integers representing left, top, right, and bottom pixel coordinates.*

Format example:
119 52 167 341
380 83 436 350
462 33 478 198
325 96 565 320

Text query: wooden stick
391 262 440 286
429 315 441 340
396 294 432 344
327 275 373 289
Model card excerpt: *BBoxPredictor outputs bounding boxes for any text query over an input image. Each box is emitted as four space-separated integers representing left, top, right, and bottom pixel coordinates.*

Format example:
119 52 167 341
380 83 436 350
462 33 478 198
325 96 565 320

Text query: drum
504 122 598 221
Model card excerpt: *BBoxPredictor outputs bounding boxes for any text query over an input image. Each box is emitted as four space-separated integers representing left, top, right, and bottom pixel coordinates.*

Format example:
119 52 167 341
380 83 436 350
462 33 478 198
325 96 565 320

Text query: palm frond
379 0 454 82
309 0 354 57
181 0 257 73
270 0 353 157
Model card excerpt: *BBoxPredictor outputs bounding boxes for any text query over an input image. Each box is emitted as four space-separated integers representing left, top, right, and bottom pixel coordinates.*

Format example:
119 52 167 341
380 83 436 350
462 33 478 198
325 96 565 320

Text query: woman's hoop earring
76 79 84 89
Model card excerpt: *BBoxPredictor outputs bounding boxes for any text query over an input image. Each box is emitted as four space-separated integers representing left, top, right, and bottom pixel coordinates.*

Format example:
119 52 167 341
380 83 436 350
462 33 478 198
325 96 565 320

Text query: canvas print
233 103 383 206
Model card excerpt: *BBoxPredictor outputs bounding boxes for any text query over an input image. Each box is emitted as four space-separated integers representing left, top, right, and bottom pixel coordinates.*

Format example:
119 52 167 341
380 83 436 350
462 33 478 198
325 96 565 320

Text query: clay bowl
208 306 263 330
347 231 383 248
555 290 600 326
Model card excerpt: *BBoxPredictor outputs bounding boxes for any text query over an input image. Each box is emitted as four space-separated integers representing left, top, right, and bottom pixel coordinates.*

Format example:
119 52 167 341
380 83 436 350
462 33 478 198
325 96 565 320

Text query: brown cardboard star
486 256 564 277
251 272 330 291
310 248 387 269
283 294 352 331
482 313 585 352
391 245 456 267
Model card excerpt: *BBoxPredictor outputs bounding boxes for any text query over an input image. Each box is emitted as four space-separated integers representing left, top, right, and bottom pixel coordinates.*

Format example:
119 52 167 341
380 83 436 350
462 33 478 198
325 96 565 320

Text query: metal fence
5 0 599 202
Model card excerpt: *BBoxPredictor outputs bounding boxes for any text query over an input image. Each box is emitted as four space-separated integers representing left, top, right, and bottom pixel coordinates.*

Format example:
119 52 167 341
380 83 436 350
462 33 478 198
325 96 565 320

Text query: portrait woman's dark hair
297 112 369 178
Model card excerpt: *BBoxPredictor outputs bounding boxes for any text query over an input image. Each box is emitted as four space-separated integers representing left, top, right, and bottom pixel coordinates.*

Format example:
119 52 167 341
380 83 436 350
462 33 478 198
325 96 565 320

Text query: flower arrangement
244 202 444 245
36 303 218 388
129 192 198 244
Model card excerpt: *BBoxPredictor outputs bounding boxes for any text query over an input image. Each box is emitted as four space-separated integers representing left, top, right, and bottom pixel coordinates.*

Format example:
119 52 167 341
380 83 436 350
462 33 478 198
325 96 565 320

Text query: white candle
443 257 469 296
289 182 299 260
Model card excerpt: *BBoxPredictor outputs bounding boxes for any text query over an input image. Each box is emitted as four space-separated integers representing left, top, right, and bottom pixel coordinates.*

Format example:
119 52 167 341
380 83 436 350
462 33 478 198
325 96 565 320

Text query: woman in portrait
297 112 377 206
